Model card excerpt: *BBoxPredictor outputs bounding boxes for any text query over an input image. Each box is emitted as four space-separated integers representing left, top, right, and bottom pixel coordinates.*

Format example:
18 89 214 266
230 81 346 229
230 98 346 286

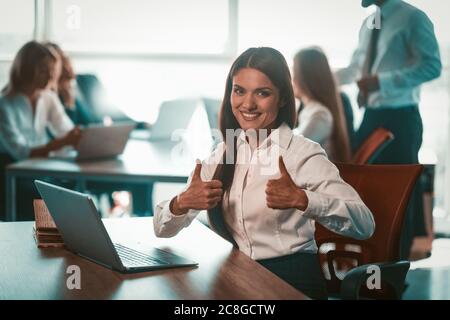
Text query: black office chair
74 74 152 215
76 74 134 123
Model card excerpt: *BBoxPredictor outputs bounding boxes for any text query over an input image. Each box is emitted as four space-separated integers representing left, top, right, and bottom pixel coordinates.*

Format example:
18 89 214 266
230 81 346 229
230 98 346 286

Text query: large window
50 0 233 56
46 0 236 123
238 0 371 66
0 0 34 86
0 0 34 59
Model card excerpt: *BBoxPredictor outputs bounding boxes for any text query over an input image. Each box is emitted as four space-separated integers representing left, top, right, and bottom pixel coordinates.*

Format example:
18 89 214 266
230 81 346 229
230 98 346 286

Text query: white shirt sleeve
378 10 442 95
0 103 31 160
295 144 375 240
153 143 225 238
297 108 333 146
46 91 74 138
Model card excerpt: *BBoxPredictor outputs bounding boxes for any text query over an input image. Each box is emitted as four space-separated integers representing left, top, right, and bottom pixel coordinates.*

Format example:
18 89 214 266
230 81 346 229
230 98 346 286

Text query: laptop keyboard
114 243 169 267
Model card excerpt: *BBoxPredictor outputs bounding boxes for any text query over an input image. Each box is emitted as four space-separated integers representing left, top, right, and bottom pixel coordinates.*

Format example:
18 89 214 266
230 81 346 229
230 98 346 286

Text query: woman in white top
0 41 81 221
293 47 351 162
153 47 375 299
0 41 81 160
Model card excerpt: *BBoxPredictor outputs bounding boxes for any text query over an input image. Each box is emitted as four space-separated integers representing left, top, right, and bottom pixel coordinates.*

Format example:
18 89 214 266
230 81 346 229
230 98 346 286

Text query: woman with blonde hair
293 47 352 162
0 41 81 220
0 41 80 160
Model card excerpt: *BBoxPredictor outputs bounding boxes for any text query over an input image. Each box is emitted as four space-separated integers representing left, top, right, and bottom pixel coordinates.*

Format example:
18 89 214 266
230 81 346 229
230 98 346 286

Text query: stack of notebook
33 199 64 248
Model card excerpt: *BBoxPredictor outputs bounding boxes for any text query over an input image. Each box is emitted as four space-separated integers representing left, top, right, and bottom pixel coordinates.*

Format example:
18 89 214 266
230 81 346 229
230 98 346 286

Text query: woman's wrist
294 188 308 211
170 194 189 216
47 137 65 152
30 138 64 158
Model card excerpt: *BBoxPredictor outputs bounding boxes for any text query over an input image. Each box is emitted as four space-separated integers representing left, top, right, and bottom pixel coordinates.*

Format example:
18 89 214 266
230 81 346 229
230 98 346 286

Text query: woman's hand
266 156 308 211
30 126 82 158
62 126 82 148
171 161 223 216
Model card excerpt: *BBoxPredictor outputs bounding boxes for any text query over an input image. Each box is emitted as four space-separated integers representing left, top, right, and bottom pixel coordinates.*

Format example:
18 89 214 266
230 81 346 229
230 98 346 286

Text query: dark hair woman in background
293 47 352 162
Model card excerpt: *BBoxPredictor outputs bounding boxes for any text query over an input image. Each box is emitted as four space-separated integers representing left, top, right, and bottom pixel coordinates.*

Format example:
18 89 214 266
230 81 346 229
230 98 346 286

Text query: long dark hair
293 47 351 162
2 41 57 96
215 47 296 191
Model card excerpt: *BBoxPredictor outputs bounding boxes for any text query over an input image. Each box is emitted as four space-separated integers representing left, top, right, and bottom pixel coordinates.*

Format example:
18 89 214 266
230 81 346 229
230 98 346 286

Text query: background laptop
148 99 199 141
51 122 136 161
34 180 198 273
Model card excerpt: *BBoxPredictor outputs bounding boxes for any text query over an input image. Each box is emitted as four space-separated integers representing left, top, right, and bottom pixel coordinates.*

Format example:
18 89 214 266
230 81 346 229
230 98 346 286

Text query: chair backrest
149 98 199 141
76 74 132 123
315 163 423 294
352 127 394 164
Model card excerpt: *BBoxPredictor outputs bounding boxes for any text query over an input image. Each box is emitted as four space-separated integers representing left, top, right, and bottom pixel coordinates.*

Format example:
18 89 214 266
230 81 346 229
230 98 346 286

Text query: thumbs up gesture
171 160 223 215
266 156 308 211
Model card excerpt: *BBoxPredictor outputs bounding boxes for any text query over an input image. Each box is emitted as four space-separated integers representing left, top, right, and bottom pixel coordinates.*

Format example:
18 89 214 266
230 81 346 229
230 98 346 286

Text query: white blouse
153 123 375 260
0 90 74 160
296 100 333 157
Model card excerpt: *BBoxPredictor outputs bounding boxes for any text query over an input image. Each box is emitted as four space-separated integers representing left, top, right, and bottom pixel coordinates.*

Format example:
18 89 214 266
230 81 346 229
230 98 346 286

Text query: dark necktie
358 25 381 107
363 26 381 76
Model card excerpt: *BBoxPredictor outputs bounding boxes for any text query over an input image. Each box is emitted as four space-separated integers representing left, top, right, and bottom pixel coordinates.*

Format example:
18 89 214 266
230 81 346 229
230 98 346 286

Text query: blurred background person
44 42 95 126
293 47 352 163
0 41 81 220
335 0 442 259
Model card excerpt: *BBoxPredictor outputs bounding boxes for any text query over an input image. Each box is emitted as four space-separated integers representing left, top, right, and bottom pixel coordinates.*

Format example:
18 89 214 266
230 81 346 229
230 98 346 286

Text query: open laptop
51 122 136 161
143 99 199 141
34 180 198 273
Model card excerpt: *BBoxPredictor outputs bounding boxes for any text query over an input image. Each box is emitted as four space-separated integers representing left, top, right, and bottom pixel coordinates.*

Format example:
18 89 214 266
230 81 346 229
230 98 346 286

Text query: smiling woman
153 47 376 300
231 68 281 131
219 47 296 140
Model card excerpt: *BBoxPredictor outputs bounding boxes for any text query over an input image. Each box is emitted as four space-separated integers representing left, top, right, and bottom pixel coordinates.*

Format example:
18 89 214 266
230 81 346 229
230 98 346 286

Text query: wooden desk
5 140 199 221
0 217 306 300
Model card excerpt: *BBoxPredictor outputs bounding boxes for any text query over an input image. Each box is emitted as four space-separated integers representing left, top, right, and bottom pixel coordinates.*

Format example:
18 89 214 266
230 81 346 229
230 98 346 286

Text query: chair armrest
340 261 410 300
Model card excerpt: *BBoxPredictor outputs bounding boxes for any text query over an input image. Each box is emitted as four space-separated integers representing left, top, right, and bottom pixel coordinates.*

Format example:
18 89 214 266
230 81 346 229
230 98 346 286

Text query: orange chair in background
315 163 423 299
352 127 394 165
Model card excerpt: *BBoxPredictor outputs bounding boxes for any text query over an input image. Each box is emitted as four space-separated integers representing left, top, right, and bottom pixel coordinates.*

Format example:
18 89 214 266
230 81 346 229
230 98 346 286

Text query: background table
5 140 203 221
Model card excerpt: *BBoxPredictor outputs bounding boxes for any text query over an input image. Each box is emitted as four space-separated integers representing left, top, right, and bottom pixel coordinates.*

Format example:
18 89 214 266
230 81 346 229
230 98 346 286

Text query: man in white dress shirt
335 0 442 259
